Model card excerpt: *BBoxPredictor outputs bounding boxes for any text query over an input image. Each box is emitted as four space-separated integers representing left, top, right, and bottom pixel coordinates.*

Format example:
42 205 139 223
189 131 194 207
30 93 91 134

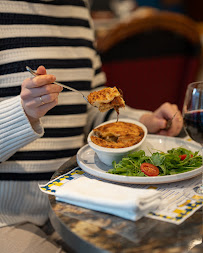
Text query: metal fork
26 66 91 105
164 111 178 130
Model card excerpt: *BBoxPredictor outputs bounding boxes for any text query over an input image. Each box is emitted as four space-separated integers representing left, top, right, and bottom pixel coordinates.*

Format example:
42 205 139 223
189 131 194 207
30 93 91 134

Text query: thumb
36 65 47 75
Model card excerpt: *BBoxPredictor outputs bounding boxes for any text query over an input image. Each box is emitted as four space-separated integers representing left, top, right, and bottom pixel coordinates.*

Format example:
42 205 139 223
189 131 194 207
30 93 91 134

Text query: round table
49 156 203 253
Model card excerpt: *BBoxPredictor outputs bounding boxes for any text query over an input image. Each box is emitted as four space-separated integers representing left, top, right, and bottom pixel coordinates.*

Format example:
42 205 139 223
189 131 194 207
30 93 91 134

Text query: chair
97 8 202 111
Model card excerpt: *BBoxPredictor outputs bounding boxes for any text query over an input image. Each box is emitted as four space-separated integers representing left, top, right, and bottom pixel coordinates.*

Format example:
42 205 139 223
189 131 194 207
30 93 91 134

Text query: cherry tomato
179 154 193 160
140 163 159 176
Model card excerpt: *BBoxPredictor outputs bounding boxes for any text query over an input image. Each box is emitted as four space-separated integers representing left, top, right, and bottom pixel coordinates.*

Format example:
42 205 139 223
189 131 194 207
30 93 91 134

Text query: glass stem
194 145 203 195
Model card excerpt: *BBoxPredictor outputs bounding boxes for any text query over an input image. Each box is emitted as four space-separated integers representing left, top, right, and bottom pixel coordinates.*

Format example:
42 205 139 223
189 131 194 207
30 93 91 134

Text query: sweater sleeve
0 95 44 162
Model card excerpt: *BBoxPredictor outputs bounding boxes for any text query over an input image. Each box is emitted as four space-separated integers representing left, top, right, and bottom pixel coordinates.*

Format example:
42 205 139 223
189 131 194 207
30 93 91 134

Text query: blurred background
89 0 203 20
87 0 203 111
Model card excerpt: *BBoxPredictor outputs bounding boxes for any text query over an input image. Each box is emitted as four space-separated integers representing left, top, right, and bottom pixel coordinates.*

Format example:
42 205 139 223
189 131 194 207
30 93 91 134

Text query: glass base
193 186 203 195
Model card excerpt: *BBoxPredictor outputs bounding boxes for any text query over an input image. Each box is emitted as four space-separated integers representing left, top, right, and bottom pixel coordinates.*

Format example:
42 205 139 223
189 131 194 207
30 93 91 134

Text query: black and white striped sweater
0 0 147 227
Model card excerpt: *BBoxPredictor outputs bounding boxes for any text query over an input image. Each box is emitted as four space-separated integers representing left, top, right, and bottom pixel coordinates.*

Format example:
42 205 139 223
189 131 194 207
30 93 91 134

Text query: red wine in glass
183 81 203 196
183 110 203 145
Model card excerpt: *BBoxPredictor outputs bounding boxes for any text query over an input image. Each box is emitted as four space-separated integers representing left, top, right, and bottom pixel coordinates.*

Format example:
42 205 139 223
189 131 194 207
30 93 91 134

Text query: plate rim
77 135 202 184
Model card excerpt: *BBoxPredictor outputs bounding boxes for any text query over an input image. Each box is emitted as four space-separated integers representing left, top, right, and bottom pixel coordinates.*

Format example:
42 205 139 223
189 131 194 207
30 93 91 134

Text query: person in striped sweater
0 0 183 252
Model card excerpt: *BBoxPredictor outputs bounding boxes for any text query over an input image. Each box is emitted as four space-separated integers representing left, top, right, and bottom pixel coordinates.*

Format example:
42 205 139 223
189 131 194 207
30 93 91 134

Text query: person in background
0 0 183 252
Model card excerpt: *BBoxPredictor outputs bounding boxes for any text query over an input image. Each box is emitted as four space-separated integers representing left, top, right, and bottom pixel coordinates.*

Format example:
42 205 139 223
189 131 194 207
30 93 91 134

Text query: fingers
140 103 184 136
164 111 183 136
24 92 60 108
140 113 166 133
35 97 59 118
154 102 178 119
22 97 59 121
37 92 60 107
154 102 183 136
21 83 63 100
20 66 63 122
37 65 47 75
23 74 56 89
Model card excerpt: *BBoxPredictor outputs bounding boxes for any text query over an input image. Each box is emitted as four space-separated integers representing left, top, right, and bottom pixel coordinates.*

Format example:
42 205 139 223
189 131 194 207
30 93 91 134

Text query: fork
164 111 178 130
26 66 91 105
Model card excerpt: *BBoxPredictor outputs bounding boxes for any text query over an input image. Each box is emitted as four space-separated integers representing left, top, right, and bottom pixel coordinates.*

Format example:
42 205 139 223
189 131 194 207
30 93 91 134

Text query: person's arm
0 95 44 162
96 100 183 137
0 66 62 162
139 102 183 136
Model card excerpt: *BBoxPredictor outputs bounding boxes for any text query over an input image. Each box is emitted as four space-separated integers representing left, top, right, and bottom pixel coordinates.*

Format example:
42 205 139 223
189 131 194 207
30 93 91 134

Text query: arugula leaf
150 152 165 166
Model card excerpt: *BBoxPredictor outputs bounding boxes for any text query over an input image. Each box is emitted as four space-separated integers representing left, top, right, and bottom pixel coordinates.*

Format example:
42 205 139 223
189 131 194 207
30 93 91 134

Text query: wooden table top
49 156 203 253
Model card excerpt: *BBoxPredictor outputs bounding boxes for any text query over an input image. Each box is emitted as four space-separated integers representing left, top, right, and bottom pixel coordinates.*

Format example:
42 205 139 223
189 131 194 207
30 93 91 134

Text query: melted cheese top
91 121 144 148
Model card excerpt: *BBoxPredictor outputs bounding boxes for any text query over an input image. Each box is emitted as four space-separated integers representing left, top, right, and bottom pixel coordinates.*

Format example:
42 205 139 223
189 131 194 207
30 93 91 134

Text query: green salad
108 147 202 177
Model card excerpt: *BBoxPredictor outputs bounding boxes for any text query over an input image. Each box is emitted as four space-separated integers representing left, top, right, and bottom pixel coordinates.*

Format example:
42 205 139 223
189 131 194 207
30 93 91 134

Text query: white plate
77 135 202 184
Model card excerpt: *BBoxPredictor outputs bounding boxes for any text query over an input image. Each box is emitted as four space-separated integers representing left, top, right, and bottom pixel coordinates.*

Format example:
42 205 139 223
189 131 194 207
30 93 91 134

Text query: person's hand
139 102 183 136
20 65 63 125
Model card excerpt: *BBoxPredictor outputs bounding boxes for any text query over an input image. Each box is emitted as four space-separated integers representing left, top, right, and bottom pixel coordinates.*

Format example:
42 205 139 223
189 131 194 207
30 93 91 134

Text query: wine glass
182 81 203 196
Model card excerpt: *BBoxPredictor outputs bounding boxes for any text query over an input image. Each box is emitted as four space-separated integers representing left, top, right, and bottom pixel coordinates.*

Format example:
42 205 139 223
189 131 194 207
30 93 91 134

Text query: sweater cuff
0 96 44 162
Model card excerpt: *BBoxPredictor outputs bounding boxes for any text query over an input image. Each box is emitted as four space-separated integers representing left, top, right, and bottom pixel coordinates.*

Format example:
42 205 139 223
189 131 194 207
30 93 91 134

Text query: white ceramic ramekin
87 118 147 166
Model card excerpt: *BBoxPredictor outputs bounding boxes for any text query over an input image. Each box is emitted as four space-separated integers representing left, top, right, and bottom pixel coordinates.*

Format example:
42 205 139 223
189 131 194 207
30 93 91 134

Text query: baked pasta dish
91 121 144 148
87 87 125 113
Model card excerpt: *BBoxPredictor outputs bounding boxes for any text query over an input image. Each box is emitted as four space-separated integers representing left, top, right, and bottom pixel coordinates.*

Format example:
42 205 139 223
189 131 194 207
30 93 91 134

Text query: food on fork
87 87 125 113
91 121 144 148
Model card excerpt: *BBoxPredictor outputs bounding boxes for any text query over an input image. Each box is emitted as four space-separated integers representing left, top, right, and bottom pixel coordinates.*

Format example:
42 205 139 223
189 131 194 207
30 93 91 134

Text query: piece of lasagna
87 87 125 113
91 121 144 148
